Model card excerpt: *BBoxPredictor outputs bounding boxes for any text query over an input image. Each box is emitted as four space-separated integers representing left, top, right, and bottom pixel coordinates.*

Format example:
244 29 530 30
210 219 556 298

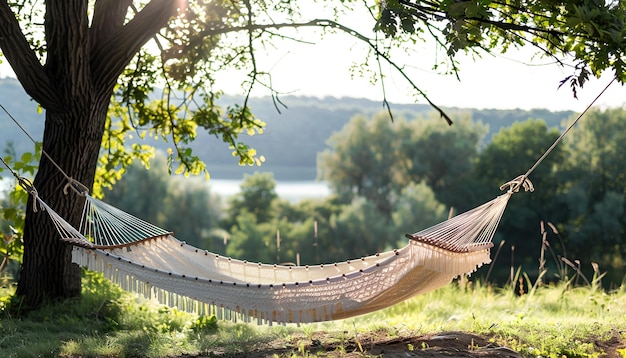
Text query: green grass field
1 270 625 357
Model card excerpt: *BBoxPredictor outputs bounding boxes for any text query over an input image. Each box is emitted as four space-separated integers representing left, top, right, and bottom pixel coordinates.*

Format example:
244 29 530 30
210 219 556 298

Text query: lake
0 177 331 202
208 179 331 202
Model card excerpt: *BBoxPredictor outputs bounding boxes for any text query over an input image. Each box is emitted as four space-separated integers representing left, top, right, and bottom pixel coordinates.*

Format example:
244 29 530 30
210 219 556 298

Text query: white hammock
32 177 529 324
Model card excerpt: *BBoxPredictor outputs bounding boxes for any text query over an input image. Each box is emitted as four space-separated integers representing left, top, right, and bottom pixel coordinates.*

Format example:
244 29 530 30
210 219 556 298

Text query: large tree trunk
15 102 110 307
7 0 182 308
14 0 97 308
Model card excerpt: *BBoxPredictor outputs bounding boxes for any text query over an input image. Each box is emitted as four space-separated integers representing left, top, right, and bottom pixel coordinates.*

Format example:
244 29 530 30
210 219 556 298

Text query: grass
1 270 625 357
368 280 624 356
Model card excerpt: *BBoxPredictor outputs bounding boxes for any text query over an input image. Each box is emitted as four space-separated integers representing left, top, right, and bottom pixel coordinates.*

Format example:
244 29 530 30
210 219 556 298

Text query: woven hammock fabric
71 238 491 323
34 191 512 324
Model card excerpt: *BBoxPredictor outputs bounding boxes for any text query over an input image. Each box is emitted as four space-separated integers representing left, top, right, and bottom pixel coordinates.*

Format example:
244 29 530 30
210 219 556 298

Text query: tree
394 113 488 211
560 109 626 275
222 172 278 229
319 111 487 214
392 181 448 236
318 112 399 214
472 119 566 281
0 0 188 307
103 155 170 226
226 211 276 263
377 0 626 98
104 154 222 251
330 197 398 258
272 197 345 264
1 0 624 308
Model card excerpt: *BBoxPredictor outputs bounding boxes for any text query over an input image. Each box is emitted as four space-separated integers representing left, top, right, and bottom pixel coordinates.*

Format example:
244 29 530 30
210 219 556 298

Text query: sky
205 3 625 113
256 44 624 112
211 28 624 113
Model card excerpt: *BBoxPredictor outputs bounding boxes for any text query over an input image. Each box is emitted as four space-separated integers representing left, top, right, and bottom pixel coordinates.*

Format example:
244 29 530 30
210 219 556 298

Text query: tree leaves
374 0 626 97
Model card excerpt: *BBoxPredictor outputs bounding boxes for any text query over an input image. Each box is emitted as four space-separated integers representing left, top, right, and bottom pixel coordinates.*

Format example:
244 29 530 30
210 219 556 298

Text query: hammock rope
0 103 90 196
79 195 172 248
509 77 617 192
0 76 616 323
406 191 512 252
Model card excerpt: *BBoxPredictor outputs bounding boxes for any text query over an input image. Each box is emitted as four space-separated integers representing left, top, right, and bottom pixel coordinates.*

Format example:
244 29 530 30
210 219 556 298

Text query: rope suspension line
0 103 89 196
507 76 617 192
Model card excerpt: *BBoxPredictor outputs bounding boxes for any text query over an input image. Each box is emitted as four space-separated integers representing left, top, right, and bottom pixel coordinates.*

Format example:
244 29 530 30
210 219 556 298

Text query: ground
193 330 626 357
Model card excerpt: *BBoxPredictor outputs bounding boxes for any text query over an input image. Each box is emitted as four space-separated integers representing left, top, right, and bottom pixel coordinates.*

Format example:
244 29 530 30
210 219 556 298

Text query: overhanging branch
0 0 61 111
90 0 181 92
90 0 133 52
199 18 453 124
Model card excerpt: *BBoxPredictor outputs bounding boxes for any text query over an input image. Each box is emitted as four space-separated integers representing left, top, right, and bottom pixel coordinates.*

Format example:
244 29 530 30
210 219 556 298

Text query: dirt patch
597 332 626 358
197 331 520 357
192 330 626 357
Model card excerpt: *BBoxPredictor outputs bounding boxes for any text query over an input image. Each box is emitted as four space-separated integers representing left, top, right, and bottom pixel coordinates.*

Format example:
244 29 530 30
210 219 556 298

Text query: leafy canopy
376 0 626 95
3 0 624 193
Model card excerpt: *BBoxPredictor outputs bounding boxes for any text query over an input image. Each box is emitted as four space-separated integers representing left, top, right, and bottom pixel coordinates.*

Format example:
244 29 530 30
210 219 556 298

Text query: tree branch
321 19 453 125
466 16 564 38
90 0 182 92
90 0 133 52
242 0 256 114
196 19 452 123
45 0 91 106
0 0 61 111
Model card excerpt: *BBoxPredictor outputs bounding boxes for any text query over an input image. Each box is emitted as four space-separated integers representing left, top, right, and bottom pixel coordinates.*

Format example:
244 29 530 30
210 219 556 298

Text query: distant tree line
97 108 626 287
0 77 573 181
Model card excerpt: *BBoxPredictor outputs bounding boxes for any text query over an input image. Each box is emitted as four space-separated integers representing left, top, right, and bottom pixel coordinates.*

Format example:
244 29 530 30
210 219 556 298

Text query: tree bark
11 0 182 308
15 105 109 306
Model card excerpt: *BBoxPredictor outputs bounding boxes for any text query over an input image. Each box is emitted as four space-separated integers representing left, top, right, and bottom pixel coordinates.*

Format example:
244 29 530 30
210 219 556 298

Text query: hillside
0 77 574 180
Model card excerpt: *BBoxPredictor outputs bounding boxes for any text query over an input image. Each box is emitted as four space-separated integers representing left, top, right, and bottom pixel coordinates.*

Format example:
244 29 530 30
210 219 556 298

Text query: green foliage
473 119 567 283
0 143 41 275
226 211 277 262
71 106 626 288
223 172 279 229
0 224 21 283
190 314 218 333
96 94 156 197
103 155 171 226
319 111 486 215
560 108 626 279
271 197 345 264
474 119 564 191
103 154 223 252
392 181 448 235
374 0 626 92
318 112 405 214
394 113 488 211
93 0 275 194
221 173 450 264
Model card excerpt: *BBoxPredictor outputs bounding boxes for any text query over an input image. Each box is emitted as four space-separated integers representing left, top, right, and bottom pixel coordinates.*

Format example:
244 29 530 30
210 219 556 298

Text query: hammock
29 176 531 324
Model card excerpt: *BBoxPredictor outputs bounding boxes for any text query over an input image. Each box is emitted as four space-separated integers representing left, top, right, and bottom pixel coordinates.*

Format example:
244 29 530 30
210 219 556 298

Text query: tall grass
361 279 625 356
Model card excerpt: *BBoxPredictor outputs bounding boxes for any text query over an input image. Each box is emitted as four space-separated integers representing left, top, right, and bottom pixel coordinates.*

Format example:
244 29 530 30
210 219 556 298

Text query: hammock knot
16 177 42 212
500 175 534 193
